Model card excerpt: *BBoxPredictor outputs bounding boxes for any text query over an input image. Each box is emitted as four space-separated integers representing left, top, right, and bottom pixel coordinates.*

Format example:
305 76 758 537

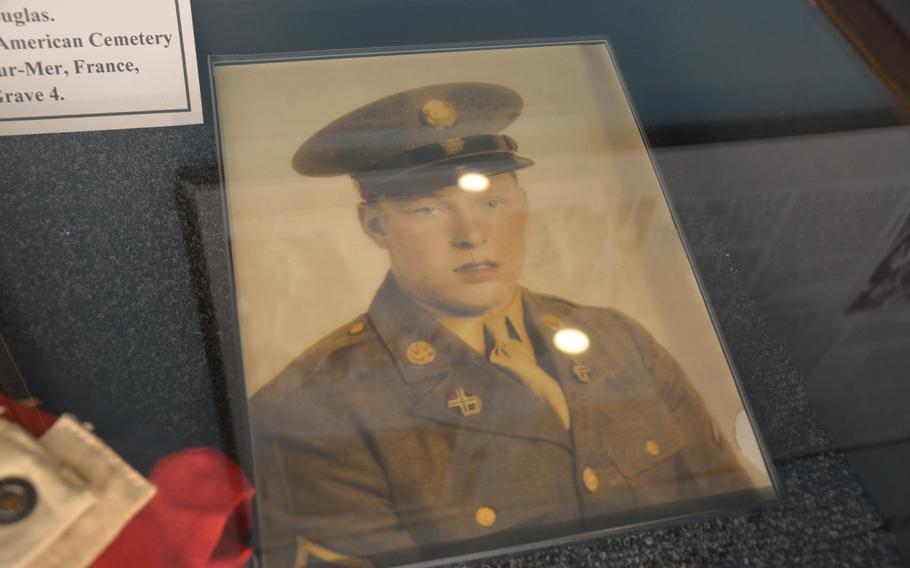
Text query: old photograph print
212 42 777 567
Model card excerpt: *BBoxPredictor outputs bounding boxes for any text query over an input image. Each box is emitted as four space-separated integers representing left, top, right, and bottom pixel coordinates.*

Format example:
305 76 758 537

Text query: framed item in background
211 39 778 567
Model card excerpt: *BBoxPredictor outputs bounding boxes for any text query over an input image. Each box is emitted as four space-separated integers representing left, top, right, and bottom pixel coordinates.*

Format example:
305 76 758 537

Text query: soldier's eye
485 199 504 209
411 206 441 216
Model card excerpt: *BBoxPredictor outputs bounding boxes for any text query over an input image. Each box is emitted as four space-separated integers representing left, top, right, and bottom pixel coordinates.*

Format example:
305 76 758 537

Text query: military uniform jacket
251 275 755 566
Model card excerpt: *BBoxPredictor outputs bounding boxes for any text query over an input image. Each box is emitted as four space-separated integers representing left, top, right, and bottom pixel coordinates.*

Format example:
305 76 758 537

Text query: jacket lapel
409 357 571 449
521 290 597 405
524 291 682 471
521 290 628 452
368 275 571 449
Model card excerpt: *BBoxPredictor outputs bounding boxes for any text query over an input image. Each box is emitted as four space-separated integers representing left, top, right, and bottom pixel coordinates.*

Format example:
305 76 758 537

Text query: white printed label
0 0 202 136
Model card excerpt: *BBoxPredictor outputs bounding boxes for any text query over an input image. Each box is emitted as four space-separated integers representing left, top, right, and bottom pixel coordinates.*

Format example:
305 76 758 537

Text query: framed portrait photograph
210 39 779 567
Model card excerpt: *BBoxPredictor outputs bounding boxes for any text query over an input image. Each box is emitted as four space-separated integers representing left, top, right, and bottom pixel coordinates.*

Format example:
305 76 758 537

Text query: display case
2 1 909 566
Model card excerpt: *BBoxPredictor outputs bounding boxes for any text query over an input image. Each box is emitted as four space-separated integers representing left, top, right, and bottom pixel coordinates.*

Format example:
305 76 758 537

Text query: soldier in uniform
250 83 761 567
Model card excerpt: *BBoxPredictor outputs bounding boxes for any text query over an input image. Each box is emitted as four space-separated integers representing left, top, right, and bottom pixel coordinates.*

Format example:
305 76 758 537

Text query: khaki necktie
485 314 571 431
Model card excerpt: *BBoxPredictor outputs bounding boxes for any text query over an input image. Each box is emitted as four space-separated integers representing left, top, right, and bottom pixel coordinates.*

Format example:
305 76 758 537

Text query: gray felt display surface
0 126 224 471
470 456 898 567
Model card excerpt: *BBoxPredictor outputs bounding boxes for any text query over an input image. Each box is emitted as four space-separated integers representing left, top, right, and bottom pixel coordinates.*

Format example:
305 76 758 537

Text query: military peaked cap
293 82 534 200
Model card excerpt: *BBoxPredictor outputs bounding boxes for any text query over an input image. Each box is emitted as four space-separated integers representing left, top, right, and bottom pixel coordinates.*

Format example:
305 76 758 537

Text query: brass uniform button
349 322 365 335
475 506 496 527
645 440 661 456
582 467 599 493
406 341 436 365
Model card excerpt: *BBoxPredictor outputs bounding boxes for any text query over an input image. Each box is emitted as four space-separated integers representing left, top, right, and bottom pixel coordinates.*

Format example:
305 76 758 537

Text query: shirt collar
367 274 530 383
367 273 469 384
436 290 532 357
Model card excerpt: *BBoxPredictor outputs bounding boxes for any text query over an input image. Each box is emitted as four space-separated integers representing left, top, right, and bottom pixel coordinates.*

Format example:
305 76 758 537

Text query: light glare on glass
457 173 490 192
553 328 590 354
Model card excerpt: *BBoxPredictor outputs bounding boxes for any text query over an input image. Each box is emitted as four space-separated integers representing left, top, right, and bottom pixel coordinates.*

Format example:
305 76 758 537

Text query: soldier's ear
358 202 389 249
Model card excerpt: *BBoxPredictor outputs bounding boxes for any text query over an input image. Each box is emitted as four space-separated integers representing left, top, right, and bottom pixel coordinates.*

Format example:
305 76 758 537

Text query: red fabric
0 396 254 567
0 394 57 436
93 447 255 568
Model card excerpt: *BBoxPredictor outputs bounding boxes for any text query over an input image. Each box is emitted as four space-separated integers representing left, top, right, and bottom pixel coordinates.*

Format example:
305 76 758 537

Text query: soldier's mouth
454 261 498 273
454 261 499 282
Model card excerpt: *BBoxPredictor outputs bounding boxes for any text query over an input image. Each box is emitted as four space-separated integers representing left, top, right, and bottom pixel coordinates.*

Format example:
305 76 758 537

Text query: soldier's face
360 172 528 315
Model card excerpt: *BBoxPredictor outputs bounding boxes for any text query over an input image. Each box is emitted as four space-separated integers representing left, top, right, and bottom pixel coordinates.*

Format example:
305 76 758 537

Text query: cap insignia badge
421 99 456 128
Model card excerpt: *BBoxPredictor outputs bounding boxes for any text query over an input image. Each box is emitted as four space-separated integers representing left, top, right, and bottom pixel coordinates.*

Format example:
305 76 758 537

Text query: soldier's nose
451 214 488 248
453 238 481 249
452 226 487 248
